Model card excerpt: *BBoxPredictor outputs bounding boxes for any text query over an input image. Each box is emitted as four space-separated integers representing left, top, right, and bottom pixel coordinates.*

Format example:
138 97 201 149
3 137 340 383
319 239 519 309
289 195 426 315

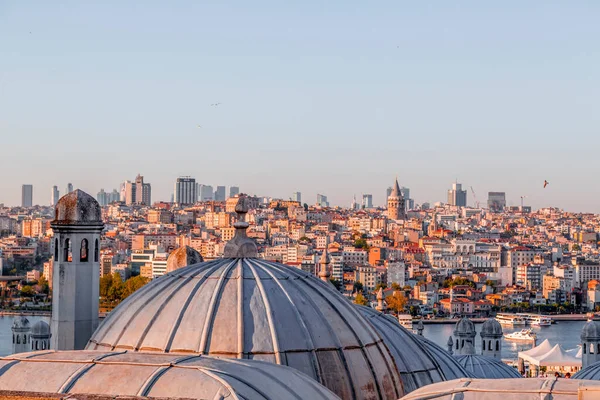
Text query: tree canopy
353 292 369 306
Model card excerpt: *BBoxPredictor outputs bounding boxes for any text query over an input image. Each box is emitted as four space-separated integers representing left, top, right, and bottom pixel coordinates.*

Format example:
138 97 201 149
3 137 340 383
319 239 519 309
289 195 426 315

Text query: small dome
581 321 600 341
480 318 503 337
356 306 471 393
453 355 522 379
454 317 475 335
166 246 203 273
12 316 30 331
573 359 600 380
52 189 102 226
31 321 51 338
88 258 403 400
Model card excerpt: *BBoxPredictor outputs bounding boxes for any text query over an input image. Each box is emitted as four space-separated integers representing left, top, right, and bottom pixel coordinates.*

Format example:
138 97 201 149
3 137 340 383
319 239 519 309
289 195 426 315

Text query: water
0 315 51 357
423 320 586 361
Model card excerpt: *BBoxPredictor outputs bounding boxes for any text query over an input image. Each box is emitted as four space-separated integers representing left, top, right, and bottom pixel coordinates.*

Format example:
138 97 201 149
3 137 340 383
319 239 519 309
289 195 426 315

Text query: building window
54 239 59 259
64 238 72 262
94 239 99 262
80 239 89 262
496 341 499 351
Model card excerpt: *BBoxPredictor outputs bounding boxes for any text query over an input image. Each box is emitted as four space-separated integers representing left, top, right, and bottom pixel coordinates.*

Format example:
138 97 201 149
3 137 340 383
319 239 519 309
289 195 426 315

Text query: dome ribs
198 260 238 355
163 260 229 353
237 259 245 359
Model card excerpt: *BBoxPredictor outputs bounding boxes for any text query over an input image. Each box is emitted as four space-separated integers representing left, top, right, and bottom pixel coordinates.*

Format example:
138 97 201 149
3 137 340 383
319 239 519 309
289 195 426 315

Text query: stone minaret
453 317 476 355
480 318 503 359
318 239 331 282
376 287 386 312
11 315 30 354
581 320 600 368
50 190 104 350
447 336 454 355
387 178 405 220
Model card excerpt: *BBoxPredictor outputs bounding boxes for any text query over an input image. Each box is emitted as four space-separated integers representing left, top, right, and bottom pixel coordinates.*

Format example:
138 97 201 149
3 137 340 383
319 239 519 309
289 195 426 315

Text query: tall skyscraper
110 189 120 203
316 194 329 207
199 185 214 201
447 182 467 207
21 185 33 207
174 177 197 205
66 183 73 194
125 175 151 205
292 192 302 203
362 194 373 209
386 187 392 200
488 192 506 212
229 186 240 198
97 189 108 206
51 186 60 206
400 187 414 211
215 186 226 202
387 178 405 220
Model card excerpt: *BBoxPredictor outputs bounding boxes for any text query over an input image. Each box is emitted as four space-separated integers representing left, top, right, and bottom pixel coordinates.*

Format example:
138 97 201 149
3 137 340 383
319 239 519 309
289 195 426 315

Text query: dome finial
318 237 331 282
416 320 424 336
375 287 386 312
224 194 258 258
447 336 454 355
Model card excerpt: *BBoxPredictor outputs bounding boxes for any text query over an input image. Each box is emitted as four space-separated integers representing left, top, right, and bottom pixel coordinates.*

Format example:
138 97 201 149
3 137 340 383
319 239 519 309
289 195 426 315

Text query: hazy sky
1 1 599 211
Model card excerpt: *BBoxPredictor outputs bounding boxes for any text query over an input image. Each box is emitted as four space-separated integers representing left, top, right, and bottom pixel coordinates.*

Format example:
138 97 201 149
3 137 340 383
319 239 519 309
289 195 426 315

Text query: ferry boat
516 313 552 326
495 313 527 326
504 329 537 342
397 314 413 331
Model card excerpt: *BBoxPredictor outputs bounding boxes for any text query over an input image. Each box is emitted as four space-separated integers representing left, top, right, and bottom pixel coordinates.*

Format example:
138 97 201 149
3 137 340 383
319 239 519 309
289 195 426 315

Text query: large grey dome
454 317 475 335
52 189 102 226
87 258 403 400
581 321 600 341
453 355 522 379
31 320 51 338
0 350 341 400
357 306 470 393
11 316 30 331
573 359 600 380
481 318 503 337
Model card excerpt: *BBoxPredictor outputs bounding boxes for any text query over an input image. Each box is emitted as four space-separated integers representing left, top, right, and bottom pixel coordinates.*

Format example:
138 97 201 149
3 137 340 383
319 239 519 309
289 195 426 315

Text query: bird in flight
543 180 549 188
211 103 221 106
197 125 202 129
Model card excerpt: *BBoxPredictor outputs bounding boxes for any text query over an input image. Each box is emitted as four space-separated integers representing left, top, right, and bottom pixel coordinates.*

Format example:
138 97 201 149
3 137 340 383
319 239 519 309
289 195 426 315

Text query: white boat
397 314 413 331
516 313 552 326
495 313 527 326
504 329 537 342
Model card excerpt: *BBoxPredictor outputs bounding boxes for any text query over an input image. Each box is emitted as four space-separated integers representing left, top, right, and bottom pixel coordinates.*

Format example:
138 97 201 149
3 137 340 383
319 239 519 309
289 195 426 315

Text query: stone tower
453 317 476 355
387 178 405 220
480 318 503 359
11 315 30 354
50 189 104 350
581 320 600 368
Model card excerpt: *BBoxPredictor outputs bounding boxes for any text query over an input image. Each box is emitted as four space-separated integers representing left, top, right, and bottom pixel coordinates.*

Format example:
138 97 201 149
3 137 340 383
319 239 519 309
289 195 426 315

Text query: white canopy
521 343 582 367
518 339 553 364
566 346 583 359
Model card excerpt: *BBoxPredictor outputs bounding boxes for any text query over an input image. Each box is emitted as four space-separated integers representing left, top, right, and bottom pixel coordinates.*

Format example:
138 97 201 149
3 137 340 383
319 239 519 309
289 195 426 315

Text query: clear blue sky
1 1 599 211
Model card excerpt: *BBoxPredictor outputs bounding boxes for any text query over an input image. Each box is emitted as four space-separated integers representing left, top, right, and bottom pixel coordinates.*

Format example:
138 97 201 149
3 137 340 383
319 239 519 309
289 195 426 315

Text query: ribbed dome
453 355 522 379
480 318 503 337
573 360 600 380
31 320 51 338
166 245 203 273
0 351 341 400
87 258 403 400
454 317 475 335
357 306 470 393
12 316 30 331
52 189 102 226
581 321 600 341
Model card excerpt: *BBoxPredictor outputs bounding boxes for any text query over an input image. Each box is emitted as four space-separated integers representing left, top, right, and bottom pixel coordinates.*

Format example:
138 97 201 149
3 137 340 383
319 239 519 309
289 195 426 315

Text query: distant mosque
4 190 600 399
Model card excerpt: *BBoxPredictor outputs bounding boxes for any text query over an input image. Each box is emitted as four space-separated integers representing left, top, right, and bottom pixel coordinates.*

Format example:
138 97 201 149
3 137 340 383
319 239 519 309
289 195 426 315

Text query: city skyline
1 2 599 211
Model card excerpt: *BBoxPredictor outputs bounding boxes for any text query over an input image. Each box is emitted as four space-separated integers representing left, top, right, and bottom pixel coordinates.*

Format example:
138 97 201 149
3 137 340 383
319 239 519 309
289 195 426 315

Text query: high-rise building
447 182 467 207
487 192 506 212
292 192 302 203
97 189 108 206
215 186 226 202
51 186 60 206
199 184 214 201
125 175 151 206
400 187 414 211
119 182 128 202
174 177 197 205
316 194 329 207
386 187 392 200
66 183 73 194
229 186 240 198
109 189 120 203
362 194 373 209
387 178 405 220
21 185 33 207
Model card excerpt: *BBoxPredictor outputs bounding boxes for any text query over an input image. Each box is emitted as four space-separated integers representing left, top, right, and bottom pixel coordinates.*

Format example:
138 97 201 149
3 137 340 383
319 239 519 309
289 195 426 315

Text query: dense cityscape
3 176 600 318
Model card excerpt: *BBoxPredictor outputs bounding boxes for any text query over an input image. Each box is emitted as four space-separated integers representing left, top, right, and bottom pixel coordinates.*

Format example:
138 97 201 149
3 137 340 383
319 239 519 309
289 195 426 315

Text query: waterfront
423 320 586 361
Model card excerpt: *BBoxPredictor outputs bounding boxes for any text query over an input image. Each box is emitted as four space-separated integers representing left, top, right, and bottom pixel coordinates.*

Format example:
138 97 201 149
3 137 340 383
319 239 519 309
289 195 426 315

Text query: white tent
519 339 553 364
566 346 582 359
525 344 582 367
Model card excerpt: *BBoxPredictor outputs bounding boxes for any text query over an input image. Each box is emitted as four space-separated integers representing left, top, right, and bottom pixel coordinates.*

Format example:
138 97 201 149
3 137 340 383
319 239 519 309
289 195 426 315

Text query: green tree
354 292 369 306
375 283 387 291
123 275 150 299
20 285 35 298
329 278 342 290
354 238 369 249
37 275 49 295
391 282 402 291
485 279 495 288
107 273 124 302
572 244 581 251
99 273 113 299
386 292 407 313
353 281 364 293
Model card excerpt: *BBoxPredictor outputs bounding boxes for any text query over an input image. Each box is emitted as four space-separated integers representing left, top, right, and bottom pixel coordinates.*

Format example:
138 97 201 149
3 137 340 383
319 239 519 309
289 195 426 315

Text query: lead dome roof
481 318 503 337
87 258 403 400
581 321 600 341
573 359 600 380
357 306 470 393
454 317 476 335
52 190 102 226
0 350 340 400
453 355 522 379
31 320 51 338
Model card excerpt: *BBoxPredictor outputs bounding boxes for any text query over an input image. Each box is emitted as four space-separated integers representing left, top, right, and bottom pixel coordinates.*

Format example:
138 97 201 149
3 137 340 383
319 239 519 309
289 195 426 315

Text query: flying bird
211 103 221 106
197 125 202 128
543 180 549 188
